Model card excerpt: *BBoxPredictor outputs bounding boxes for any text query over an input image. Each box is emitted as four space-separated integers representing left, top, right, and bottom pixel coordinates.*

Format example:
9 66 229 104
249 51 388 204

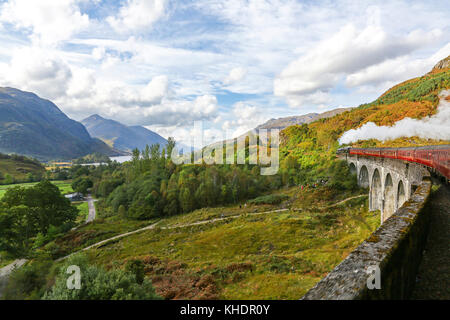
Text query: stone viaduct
303 145 449 299
338 153 429 223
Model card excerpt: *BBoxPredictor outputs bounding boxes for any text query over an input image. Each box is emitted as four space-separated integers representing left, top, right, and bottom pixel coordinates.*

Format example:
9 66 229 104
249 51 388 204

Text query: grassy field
49 215 155 258
0 180 73 199
73 201 89 224
53 185 379 300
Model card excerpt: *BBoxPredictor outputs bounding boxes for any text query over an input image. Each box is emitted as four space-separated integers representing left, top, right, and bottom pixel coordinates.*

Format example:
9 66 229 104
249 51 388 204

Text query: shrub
248 194 289 205
43 254 161 300
2 259 52 300
125 259 145 284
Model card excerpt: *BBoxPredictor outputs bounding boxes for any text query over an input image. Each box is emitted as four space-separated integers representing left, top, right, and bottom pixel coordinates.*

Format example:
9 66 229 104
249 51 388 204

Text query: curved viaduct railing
302 145 449 300
346 145 450 181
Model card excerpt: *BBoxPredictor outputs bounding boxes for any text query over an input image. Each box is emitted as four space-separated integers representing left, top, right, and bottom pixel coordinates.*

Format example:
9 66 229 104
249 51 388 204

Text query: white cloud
0 47 72 98
274 19 443 107
0 0 449 140
0 0 89 44
223 67 247 85
0 45 219 128
141 75 169 105
107 0 166 33
91 46 106 60
101 94 220 127
284 91 332 110
221 101 271 137
346 42 450 88
66 66 95 98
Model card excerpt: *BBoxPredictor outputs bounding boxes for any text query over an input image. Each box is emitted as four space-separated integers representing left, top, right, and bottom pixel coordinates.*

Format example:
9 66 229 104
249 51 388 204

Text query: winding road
0 194 98 295
0 259 28 298
86 194 97 223
57 208 289 261
58 194 367 261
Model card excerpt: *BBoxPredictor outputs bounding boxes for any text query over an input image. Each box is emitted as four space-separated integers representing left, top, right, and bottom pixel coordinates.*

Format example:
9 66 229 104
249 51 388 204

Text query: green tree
4 173 13 184
166 137 176 160
26 172 35 182
125 259 145 284
72 177 93 195
118 205 126 217
0 181 78 255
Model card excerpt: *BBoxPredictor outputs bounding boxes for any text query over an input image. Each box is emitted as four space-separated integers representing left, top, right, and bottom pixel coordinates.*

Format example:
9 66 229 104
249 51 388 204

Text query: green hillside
280 57 450 179
3 56 449 301
0 153 45 184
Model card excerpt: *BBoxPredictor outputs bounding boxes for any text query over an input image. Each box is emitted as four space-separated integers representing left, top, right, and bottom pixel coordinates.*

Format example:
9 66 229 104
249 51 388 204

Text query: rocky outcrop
431 55 450 72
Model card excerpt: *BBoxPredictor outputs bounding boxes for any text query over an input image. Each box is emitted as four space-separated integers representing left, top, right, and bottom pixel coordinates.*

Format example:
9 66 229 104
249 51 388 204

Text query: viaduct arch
341 153 429 223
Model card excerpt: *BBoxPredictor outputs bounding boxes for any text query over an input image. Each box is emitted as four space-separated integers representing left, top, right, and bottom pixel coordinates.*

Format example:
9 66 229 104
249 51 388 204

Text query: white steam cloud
339 90 450 144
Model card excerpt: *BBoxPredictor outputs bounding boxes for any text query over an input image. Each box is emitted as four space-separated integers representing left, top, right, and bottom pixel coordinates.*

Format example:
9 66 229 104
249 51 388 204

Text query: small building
65 192 85 202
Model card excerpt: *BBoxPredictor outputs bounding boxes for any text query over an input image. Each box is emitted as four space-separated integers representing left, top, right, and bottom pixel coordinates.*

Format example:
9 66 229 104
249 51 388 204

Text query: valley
28 184 378 300
0 55 449 301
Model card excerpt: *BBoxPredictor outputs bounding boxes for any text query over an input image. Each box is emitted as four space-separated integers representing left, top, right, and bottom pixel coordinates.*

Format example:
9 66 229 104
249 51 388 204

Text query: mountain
281 55 450 169
200 107 353 158
431 55 450 72
0 87 123 161
256 107 352 131
82 114 168 152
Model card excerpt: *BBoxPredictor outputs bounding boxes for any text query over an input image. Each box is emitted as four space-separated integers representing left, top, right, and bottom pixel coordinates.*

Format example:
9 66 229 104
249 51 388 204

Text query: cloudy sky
0 0 449 145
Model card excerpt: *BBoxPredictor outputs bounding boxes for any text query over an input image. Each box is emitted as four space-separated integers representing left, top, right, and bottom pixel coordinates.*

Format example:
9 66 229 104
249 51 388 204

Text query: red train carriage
342 145 450 180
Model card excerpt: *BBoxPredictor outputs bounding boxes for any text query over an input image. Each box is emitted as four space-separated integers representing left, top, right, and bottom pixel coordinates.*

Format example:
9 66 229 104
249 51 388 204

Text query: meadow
51 185 379 300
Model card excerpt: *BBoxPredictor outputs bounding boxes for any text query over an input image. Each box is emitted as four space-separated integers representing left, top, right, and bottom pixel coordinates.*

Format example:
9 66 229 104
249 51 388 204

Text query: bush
248 194 289 205
43 254 161 300
2 259 52 300
125 259 145 284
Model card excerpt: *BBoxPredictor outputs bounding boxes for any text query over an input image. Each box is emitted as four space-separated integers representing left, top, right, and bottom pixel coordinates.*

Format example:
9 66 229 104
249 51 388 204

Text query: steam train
337 145 450 181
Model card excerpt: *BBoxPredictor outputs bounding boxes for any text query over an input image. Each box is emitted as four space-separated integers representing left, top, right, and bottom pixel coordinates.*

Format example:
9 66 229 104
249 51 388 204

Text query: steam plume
339 90 450 144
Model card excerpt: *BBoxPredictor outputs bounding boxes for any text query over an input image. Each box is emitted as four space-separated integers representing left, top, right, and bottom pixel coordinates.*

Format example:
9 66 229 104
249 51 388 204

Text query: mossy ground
57 186 380 299
73 201 89 224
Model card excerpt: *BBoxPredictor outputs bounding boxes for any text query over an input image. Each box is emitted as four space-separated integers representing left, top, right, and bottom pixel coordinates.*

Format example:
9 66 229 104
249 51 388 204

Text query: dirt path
57 194 369 262
318 194 366 209
0 259 28 298
412 184 450 299
57 208 289 261
291 194 367 211
86 194 96 223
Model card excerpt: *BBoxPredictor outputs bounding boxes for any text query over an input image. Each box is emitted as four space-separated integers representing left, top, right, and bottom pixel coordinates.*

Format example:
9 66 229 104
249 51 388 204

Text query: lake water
79 155 132 166
110 155 132 163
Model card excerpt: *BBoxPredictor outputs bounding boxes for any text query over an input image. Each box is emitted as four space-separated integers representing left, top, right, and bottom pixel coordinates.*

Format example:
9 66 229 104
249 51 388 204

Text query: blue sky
0 0 449 145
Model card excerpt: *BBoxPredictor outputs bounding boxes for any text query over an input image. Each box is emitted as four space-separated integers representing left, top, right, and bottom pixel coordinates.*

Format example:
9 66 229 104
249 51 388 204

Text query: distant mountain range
82 114 168 152
256 107 352 131
0 87 124 161
203 107 352 151
239 107 352 145
0 86 352 162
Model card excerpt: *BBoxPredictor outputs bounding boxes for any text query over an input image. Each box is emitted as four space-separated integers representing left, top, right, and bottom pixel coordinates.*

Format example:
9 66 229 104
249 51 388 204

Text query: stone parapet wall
302 177 432 300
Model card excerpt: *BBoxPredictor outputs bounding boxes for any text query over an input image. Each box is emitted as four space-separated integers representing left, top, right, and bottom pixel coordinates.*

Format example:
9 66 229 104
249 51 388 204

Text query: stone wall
301 177 432 300
340 153 429 223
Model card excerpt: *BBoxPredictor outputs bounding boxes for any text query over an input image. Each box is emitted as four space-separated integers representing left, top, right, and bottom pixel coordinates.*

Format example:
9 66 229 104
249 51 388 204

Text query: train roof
349 144 450 151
